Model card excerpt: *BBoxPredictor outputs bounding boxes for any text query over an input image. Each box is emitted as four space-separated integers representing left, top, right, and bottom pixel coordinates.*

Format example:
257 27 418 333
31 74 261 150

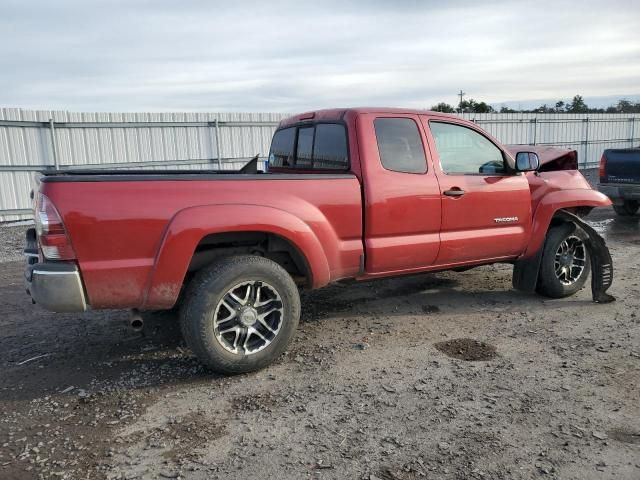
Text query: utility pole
457 90 466 113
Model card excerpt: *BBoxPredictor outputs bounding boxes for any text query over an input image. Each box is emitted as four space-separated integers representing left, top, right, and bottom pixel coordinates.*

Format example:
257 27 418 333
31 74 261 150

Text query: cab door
421 117 532 265
359 113 442 274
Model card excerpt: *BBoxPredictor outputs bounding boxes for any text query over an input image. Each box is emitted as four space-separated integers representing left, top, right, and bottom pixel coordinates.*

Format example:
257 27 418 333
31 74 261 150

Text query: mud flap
513 210 615 303
512 245 544 293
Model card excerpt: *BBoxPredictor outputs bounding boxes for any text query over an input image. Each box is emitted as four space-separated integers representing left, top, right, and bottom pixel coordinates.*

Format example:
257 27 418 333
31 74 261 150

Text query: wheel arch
187 230 312 286
525 190 611 258
141 204 331 309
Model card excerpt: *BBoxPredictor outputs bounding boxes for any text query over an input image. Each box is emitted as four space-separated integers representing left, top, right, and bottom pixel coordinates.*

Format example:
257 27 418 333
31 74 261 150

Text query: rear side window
268 123 349 170
374 118 427 173
269 127 296 167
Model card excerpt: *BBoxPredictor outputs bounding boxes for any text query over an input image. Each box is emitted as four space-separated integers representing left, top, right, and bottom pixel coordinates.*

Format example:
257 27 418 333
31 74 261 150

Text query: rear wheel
613 200 639 216
180 255 300 375
537 224 591 298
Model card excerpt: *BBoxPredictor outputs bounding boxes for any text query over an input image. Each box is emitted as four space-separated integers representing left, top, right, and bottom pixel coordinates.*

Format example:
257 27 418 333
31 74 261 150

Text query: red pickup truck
25 108 614 374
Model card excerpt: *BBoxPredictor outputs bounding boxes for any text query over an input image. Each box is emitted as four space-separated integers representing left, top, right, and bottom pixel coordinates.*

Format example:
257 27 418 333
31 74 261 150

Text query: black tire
180 255 300 375
536 223 591 298
613 200 639 216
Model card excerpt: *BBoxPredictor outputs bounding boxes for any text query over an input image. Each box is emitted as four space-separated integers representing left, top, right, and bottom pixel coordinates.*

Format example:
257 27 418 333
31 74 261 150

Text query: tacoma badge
494 216 519 223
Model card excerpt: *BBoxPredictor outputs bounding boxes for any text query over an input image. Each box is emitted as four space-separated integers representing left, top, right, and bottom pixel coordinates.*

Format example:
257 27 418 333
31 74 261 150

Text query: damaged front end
556 211 615 303
513 210 615 303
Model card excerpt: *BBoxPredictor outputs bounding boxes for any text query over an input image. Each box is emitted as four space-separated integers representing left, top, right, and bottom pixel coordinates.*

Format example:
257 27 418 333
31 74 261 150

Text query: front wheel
613 200 639 216
180 255 301 375
537 224 591 298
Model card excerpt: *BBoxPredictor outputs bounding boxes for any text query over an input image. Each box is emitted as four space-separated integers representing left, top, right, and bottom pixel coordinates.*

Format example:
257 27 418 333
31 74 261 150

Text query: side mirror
515 152 540 172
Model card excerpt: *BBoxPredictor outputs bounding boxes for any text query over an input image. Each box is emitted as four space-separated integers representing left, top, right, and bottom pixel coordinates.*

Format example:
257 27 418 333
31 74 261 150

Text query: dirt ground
0 206 638 480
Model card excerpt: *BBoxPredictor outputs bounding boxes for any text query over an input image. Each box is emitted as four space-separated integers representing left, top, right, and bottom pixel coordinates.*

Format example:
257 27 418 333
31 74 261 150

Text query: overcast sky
1 0 639 112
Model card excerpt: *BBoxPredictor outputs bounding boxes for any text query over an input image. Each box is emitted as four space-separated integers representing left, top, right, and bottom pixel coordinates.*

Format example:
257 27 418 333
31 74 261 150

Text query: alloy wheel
213 281 284 355
554 236 587 286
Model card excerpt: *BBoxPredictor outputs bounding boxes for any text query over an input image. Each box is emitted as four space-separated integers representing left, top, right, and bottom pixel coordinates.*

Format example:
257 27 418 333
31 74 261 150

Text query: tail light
598 153 607 182
35 193 76 260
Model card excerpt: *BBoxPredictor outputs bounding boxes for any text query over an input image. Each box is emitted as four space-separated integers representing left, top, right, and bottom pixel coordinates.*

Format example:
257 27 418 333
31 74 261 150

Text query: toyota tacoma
24 108 615 374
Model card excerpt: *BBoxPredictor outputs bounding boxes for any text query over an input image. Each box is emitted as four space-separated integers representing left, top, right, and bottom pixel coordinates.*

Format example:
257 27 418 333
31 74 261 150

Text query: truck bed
39 172 364 309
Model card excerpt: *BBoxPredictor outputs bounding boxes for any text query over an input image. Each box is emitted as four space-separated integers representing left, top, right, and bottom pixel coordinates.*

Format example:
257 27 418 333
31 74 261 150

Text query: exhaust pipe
129 309 144 332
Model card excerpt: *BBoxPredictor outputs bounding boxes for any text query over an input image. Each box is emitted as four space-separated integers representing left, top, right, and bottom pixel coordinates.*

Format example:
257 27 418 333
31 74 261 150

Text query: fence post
531 118 537 145
214 117 222 170
49 118 59 170
582 118 589 169
208 121 216 168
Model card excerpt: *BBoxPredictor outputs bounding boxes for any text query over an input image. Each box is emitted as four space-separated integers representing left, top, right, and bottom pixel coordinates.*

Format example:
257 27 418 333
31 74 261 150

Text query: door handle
443 188 465 197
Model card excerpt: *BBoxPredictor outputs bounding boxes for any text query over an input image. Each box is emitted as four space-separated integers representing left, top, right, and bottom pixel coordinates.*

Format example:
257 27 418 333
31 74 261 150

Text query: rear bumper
25 262 87 312
598 183 640 203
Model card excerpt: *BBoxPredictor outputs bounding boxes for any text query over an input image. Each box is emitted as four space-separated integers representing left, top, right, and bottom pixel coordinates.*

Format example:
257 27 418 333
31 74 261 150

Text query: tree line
431 95 640 114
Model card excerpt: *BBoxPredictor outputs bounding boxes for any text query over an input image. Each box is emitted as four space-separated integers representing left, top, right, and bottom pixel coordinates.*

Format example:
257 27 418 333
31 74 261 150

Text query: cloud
1 0 638 112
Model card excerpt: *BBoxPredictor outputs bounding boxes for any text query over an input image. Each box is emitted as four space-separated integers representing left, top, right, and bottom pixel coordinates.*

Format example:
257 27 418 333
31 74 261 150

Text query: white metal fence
0 109 289 221
1 108 639 221
465 112 640 167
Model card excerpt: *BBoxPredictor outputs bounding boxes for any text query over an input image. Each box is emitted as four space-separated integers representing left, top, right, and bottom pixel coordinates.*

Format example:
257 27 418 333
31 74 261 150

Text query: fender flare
523 189 611 258
141 204 331 309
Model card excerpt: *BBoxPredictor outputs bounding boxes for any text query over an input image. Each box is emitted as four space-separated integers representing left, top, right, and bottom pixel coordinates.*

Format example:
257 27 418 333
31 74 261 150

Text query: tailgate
603 148 640 184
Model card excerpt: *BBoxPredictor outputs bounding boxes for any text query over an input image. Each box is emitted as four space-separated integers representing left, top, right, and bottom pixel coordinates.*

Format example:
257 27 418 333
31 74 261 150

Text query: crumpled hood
505 145 578 171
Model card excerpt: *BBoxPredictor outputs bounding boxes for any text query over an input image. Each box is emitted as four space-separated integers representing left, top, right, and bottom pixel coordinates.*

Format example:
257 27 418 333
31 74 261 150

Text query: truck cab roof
278 107 458 128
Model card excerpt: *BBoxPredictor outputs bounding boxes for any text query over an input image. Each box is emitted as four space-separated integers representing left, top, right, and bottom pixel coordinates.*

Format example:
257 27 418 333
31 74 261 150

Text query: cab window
268 123 349 170
312 124 349 169
296 127 314 168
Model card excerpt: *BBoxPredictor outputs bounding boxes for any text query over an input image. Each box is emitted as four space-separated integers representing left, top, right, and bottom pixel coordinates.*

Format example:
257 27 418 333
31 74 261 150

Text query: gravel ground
0 223 30 263
0 206 638 480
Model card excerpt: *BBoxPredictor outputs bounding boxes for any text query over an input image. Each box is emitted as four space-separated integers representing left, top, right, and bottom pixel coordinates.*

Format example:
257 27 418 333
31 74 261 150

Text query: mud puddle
434 338 497 361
